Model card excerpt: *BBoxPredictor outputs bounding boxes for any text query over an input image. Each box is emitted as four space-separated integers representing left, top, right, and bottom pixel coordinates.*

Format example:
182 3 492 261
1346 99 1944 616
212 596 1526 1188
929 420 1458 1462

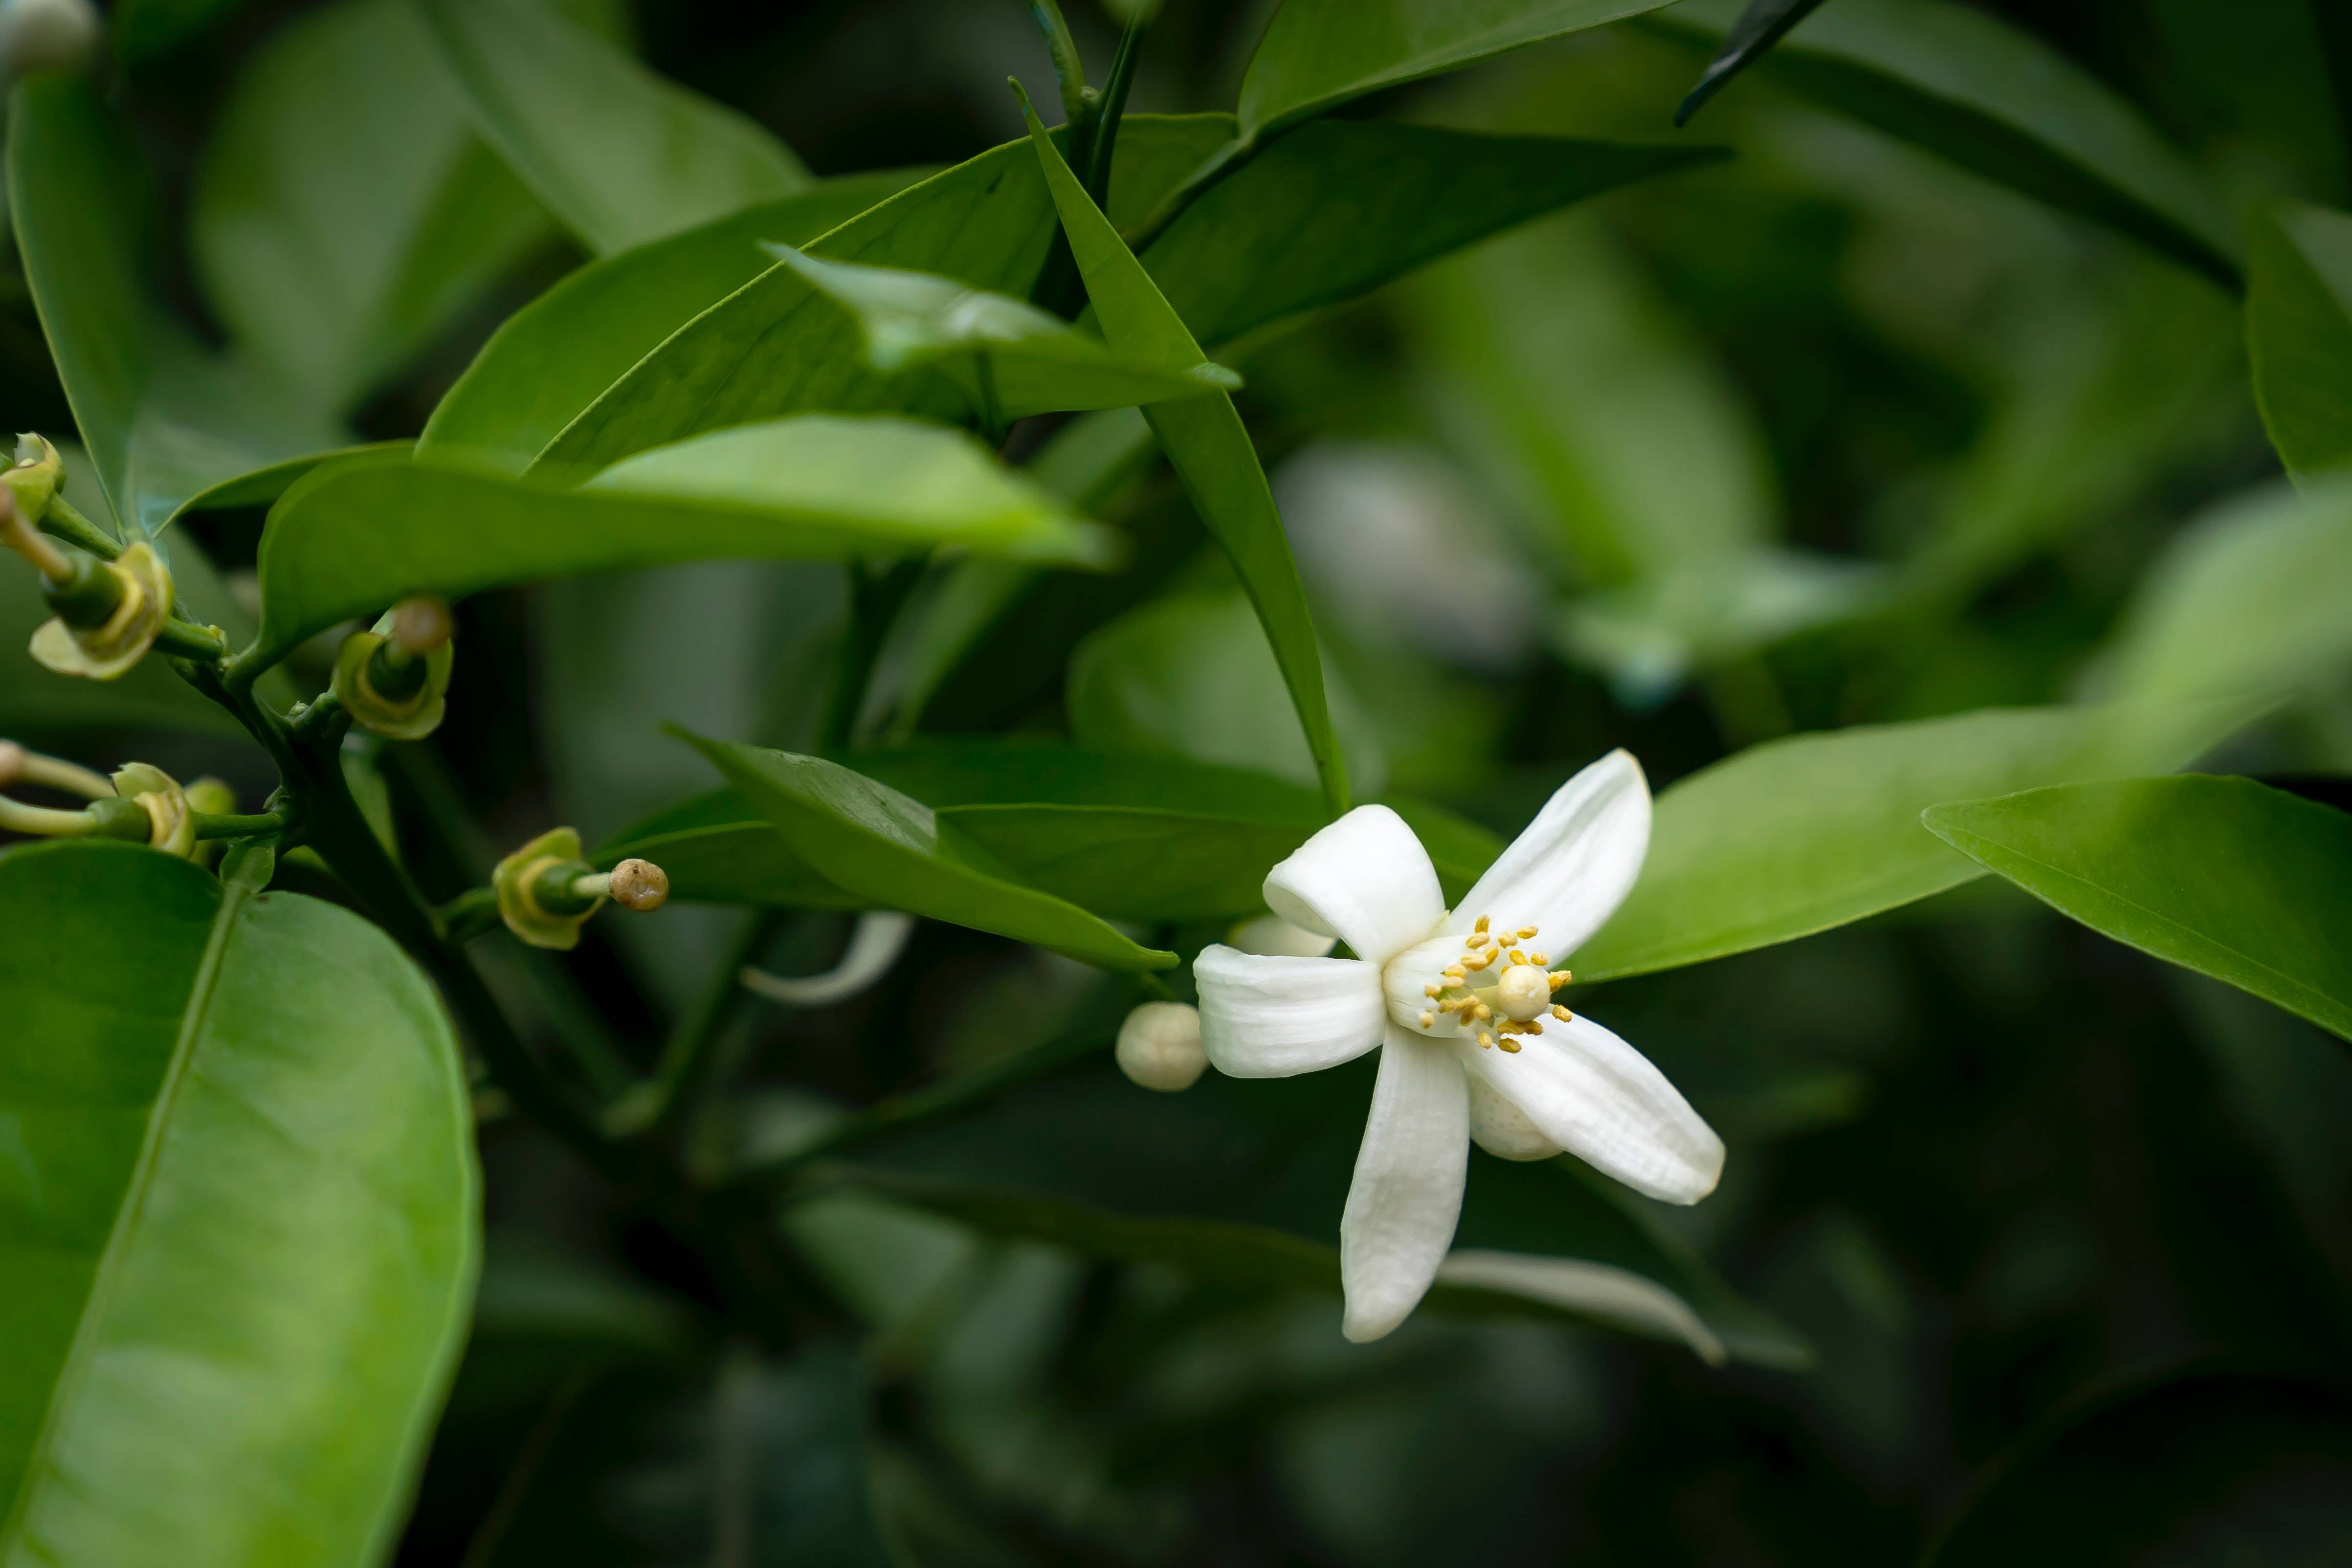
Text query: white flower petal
1434 1251 1726 1366
1263 804 1444 965
1341 1027 1469 1343
740 911 914 1007
1193 944 1385 1079
1452 749 1650 957
1454 1012 1722 1205
1226 911 1338 957
1466 1076 1563 1161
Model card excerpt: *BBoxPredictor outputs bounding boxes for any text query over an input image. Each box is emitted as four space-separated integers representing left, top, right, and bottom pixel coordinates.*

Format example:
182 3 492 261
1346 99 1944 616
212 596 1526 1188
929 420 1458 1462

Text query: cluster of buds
1417 915 1572 1053
492 827 668 950
332 596 455 738
1 436 180 681
0 741 221 859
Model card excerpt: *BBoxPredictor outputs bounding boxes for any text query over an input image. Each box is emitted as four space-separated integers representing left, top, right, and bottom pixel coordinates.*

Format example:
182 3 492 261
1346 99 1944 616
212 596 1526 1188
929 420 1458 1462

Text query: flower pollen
1419 916 1573 1051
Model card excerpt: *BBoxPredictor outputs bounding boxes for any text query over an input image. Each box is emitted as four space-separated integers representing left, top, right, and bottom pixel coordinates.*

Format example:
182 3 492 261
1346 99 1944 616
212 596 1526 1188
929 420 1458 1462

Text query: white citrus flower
1192 751 1722 1342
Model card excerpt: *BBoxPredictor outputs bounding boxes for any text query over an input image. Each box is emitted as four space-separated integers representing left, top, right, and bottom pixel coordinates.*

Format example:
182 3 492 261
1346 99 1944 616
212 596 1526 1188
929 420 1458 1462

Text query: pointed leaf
251 419 1114 662
191 0 552 411
2249 201 2352 479
1238 0 1685 138
1675 0 1830 125
1648 0 2241 290
414 0 810 255
1575 700 2261 979
677 737 1176 972
1923 776 2352 1044
422 173 929 470
765 243 1239 419
0 841 477 1567
1019 89 1346 816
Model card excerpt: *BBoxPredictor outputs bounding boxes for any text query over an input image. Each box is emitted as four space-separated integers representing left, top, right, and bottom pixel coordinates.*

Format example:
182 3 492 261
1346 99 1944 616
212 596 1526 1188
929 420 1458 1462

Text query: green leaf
7 78 350 543
1674 0 1829 125
421 173 932 471
250 420 1115 662
1575 700 2259 980
594 787 861 910
1237 0 1685 139
1924 1369 2352 1566
764 243 1240 421
190 0 553 412
2249 201 2352 479
1143 123 1728 350
415 0 809 255
1067 589 1387 801
112 0 263 61
532 114 1234 475
1019 89 1348 817
0 841 477 1566
1923 776 2352 1043
676 736 1176 972
2098 477 2352 708
1648 0 2242 290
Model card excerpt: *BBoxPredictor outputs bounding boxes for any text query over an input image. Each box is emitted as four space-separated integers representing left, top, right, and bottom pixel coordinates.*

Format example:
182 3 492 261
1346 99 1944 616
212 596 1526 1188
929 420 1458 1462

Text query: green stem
1026 0 1088 126
821 558 925 750
194 810 290 841
39 496 118 560
1082 13 1144 205
154 618 229 662
438 885 502 942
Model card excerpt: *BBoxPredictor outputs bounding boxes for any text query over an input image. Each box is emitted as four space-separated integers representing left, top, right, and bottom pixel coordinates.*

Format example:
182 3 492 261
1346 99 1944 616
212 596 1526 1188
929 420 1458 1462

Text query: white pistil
1411 915 1575 1050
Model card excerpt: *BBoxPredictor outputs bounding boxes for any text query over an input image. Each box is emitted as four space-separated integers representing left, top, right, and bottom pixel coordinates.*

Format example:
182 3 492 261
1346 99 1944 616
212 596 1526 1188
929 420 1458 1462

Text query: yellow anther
1499 1037 1522 1054
1473 915 1490 933
1443 964 1465 979
1508 948 1527 965
1424 983 1442 998
1549 970 1571 991
1465 949 1494 971
1553 1004 1573 1022
1528 952 1548 967
1470 1002 1490 1021
1478 1031 1495 1049
1516 926 1538 941
1419 1010 1435 1028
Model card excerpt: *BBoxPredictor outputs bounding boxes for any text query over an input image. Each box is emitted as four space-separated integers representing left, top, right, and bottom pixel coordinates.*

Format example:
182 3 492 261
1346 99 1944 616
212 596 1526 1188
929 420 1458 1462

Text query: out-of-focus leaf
1924 776 2352 1043
1237 0 1685 138
1575 700 2258 979
677 738 1176 972
1146 123 1728 349
2098 477 2352 707
531 116 1232 474
765 244 1239 420
1021 93 1348 816
0 841 477 1568
191 0 552 411
463 1349 892 1568
415 0 809 255
112 0 262 60
250 420 1114 661
422 173 926 472
1409 214 1773 588
1924 1369 2352 1565
1067 589 1387 802
1649 0 2242 289
1674 0 1829 126
169 441 413 521
8 78 350 544
2249 202 2352 479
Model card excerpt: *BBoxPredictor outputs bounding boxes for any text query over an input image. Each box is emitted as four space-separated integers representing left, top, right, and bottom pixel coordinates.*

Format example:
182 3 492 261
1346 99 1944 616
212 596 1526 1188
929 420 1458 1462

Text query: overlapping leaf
0 842 477 1568
1924 776 2352 1043
2248 201 2352 478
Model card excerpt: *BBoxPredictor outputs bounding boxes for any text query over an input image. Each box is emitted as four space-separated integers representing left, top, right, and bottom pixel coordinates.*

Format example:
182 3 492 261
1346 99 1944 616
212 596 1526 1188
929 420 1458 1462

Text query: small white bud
1225 911 1337 958
1115 1001 1205 1093
0 0 101 76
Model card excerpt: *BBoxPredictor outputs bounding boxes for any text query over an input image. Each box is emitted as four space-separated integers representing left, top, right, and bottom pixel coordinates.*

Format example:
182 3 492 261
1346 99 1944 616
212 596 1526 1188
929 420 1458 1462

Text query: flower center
1411 915 1572 1052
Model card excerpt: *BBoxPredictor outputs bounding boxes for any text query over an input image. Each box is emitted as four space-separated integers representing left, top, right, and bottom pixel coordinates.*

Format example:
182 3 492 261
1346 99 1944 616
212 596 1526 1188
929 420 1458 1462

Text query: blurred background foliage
7 0 2352 1561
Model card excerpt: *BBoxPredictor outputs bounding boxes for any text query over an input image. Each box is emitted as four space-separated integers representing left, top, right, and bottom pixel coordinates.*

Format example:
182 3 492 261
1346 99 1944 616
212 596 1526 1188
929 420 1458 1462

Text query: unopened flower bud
1 433 62 525
1116 1001 1206 1092
332 597 454 738
492 826 666 950
0 0 101 76
2 480 173 681
110 762 196 859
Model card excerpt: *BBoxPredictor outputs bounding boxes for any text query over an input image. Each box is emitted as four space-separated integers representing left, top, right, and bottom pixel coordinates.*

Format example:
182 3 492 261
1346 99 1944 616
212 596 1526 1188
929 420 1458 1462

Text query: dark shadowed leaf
1924 776 2352 1043
0 841 477 1568
1674 0 1829 125
2248 201 2352 478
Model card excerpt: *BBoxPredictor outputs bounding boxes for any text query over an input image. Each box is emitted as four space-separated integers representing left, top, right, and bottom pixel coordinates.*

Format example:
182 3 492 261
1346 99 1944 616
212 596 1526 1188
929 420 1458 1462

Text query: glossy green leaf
2248 201 2352 478
8 78 350 543
415 0 809 255
1648 0 2242 290
1020 91 1347 817
765 244 1239 420
532 115 1233 474
678 737 1176 971
1238 0 1684 138
2099 476 2352 707
1575 701 2258 980
1924 1369 2352 1566
1674 0 1829 125
1144 122 1728 350
0 841 478 1566
250 420 1114 662
1923 776 2352 1043
594 787 860 910
1067 589 1386 801
191 0 551 411
421 173 928 470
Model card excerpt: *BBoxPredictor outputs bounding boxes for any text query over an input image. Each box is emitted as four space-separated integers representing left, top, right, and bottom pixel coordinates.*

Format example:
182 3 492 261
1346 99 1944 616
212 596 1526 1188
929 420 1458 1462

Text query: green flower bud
26 542 174 681
2 433 62 525
493 826 667 950
332 596 455 738
109 762 197 859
